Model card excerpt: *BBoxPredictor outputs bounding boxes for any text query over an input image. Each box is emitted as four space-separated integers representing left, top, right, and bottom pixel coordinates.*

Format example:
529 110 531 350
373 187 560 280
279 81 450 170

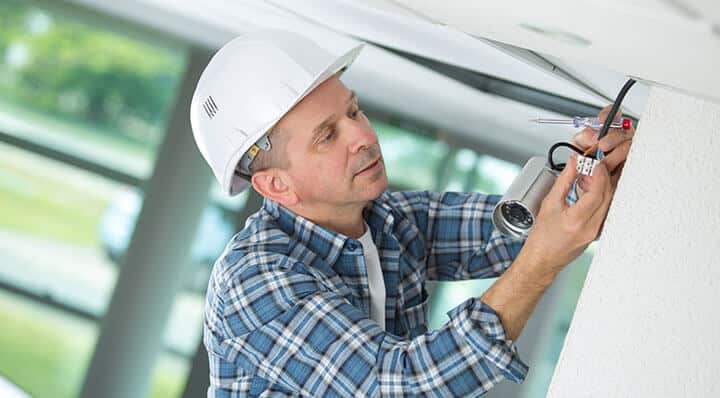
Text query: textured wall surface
547 85 720 397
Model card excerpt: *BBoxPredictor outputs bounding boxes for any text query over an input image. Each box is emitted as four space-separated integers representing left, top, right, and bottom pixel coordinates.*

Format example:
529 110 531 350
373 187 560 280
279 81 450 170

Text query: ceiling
392 0 720 102
63 0 710 164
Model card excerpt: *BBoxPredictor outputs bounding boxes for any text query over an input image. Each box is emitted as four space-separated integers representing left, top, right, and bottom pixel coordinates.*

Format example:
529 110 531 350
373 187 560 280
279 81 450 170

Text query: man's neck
288 201 368 239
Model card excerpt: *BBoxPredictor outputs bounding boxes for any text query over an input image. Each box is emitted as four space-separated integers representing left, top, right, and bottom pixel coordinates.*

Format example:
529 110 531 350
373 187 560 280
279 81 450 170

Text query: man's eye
321 129 335 143
350 108 362 119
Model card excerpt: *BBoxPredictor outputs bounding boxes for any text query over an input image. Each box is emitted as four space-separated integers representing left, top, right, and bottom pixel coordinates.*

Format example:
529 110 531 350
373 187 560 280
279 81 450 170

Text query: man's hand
480 155 614 340
480 119 624 340
571 104 635 193
479 104 632 340
523 154 614 275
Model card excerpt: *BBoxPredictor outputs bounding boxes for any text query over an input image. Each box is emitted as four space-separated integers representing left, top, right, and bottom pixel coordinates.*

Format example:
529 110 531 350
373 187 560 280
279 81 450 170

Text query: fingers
573 105 633 153
567 161 611 220
587 192 612 241
547 155 578 208
597 104 633 152
598 126 634 153
582 142 599 157
571 128 598 149
610 161 625 188
587 174 615 239
577 174 591 192
601 139 632 173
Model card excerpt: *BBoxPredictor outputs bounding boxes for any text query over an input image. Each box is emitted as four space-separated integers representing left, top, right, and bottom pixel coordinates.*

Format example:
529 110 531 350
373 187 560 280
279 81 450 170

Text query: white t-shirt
358 223 386 330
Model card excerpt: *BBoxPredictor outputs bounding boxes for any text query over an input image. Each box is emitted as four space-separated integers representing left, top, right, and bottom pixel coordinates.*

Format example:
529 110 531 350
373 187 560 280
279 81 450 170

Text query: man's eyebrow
310 91 357 142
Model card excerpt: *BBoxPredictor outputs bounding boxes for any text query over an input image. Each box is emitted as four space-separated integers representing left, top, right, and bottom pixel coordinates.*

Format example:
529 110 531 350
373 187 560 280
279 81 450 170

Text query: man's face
276 76 388 207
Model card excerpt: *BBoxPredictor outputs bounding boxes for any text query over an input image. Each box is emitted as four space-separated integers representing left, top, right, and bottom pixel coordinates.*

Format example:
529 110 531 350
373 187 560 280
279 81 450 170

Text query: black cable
548 142 585 171
546 78 638 171
598 79 637 142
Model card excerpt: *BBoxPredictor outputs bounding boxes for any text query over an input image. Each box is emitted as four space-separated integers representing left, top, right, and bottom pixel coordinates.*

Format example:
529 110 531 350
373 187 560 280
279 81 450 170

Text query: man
190 30 633 397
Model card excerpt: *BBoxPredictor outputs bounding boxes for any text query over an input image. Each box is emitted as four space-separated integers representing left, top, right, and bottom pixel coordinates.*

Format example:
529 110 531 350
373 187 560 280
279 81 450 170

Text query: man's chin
363 173 389 200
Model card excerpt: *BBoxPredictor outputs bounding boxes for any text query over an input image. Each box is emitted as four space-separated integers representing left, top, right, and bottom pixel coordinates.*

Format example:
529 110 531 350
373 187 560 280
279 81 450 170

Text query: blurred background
0 1 649 397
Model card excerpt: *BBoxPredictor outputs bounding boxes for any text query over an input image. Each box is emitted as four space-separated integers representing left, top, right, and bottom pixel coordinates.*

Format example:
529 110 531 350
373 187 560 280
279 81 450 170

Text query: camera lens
501 202 533 229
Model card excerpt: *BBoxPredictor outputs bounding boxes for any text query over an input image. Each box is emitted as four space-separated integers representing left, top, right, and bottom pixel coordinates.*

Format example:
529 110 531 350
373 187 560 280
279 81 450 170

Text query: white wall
547 85 720 397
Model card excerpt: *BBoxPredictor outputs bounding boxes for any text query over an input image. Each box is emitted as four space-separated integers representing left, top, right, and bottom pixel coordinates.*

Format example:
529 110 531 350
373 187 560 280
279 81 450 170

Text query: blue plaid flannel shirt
204 190 532 397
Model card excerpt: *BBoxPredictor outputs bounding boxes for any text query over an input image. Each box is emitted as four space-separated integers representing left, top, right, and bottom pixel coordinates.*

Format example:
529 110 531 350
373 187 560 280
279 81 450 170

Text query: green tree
0 1 28 53
1 1 185 146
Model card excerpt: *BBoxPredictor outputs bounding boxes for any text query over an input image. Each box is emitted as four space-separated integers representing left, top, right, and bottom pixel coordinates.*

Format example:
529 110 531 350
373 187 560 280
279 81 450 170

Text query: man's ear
250 169 298 206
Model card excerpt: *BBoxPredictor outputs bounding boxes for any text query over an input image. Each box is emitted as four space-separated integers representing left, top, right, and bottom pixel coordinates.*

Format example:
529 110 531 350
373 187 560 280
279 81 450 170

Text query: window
372 117 449 191
0 1 185 180
0 2 191 396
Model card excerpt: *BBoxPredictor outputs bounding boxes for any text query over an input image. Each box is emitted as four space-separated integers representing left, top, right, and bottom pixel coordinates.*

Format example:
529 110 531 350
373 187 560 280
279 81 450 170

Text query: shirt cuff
446 297 529 383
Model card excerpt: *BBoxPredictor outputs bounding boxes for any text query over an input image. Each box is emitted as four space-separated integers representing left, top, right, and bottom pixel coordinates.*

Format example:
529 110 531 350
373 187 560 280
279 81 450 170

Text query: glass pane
0 289 191 398
0 143 126 316
0 143 124 396
372 117 449 191
473 155 521 194
100 186 235 293
0 0 186 180
0 289 96 398
427 278 497 330
147 352 191 398
441 148 477 192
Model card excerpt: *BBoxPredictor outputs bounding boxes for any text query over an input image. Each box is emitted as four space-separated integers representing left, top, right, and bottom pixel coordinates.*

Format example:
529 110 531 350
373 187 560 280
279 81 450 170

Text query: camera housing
492 156 559 238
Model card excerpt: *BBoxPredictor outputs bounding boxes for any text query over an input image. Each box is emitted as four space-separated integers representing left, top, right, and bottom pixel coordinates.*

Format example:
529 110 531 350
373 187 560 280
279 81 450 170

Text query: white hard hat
190 29 364 196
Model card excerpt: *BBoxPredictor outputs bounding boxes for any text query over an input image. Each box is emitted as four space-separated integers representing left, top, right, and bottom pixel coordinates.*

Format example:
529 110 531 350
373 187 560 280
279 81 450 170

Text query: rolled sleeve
446 297 528 383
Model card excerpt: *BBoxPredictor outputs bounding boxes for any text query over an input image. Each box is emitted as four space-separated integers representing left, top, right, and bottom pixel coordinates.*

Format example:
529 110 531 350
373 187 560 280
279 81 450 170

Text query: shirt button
347 241 358 251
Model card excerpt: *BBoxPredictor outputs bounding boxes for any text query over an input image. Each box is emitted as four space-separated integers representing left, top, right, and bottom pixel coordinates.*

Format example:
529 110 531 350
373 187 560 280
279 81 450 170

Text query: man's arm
481 155 613 340
484 103 635 340
389 104 633 285
205 257 529 397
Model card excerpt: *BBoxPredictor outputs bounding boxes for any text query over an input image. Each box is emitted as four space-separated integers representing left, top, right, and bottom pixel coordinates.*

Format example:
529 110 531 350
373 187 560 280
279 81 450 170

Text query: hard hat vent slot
203 96 219 119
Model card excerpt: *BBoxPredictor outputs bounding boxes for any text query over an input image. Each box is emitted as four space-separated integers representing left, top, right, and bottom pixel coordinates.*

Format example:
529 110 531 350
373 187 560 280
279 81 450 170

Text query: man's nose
347 118 377 153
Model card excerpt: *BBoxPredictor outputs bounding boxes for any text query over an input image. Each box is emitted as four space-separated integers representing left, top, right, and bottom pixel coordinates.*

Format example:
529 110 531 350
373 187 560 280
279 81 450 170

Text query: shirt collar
363 193 395 238
262 198 348 267
261 193 395 266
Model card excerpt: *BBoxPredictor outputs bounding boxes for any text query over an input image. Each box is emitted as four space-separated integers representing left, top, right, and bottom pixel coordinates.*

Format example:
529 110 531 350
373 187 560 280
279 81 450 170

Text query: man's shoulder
209 209 293 291
234 209 291 253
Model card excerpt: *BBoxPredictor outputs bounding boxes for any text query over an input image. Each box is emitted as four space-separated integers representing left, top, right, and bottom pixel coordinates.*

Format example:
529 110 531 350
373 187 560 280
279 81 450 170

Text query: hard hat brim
224 42 365 196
